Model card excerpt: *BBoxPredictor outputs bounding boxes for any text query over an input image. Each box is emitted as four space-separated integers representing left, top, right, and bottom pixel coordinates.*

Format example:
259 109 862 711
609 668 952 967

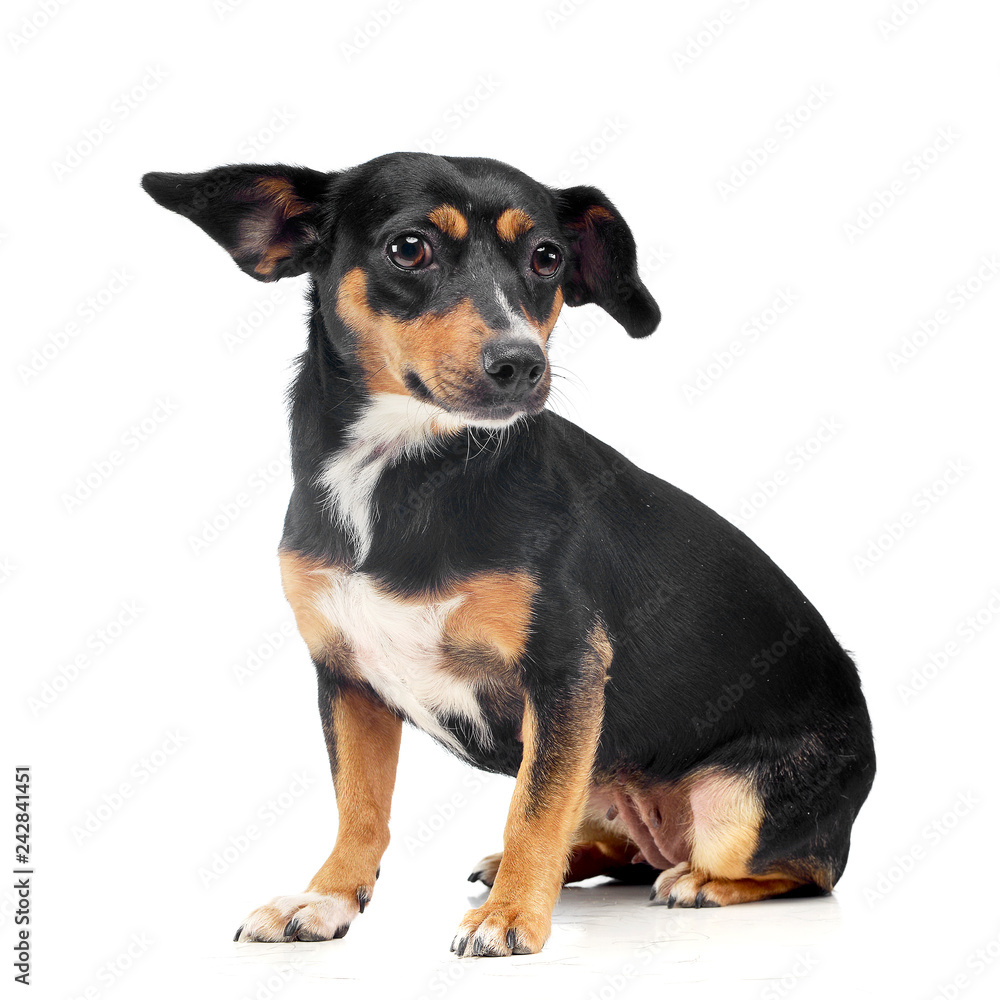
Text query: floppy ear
553 185 660 338
141 164 332 281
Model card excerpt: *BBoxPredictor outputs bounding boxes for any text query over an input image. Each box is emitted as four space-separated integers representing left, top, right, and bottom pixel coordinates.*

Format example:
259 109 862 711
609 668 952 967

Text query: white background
5 0 1000 997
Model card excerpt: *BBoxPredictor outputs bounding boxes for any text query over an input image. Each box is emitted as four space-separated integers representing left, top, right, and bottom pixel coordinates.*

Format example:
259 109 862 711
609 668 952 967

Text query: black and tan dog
142 153 874 958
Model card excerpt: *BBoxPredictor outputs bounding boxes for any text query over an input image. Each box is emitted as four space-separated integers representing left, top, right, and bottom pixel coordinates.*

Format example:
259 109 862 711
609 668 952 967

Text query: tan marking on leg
335 268 492 405
278 549 352 666
237 672 402 942
564 838 637 883
307 685 402 900
453 633 606 956
496 207 535 242
654 867 806 907
688 768 765 880
644 767 812 907
427 203 469 240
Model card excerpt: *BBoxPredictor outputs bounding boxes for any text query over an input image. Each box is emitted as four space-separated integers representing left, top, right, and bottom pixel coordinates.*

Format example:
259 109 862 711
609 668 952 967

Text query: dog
141 153 875 958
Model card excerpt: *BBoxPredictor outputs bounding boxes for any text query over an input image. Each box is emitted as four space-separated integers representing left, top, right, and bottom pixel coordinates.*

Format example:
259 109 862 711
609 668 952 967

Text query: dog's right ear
141 164 333 281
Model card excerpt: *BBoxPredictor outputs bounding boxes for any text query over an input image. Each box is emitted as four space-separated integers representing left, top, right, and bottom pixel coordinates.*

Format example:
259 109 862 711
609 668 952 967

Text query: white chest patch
308 564 489 755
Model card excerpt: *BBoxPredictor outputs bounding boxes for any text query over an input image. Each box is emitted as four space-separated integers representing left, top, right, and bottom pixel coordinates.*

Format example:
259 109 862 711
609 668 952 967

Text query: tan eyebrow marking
427 204 469 240
496 207 535 242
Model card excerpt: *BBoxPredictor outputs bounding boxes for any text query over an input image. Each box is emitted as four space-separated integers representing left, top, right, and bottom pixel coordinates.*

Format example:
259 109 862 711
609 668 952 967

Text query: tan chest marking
279 551 536 754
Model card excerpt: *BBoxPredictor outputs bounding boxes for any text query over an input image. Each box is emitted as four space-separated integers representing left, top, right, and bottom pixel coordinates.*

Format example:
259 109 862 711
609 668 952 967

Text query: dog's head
142 153 659 426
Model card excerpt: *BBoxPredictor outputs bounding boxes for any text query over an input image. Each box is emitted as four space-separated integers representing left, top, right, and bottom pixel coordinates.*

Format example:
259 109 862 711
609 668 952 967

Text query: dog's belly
296 564 530 759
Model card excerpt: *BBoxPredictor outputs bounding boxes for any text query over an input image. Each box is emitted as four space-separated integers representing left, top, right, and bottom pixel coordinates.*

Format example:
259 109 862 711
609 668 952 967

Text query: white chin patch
318 394 526 562
451 410 526 430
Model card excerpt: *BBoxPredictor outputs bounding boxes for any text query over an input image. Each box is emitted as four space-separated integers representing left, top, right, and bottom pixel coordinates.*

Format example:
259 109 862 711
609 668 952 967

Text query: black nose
482 340 547 398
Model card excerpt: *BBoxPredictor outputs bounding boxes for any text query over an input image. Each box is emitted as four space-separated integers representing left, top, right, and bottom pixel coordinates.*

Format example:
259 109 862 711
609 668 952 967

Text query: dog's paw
467 851 503 888
234 891 365 942
450 902 550 957
650 867 806 907
649 861 697 906
649 864 716 908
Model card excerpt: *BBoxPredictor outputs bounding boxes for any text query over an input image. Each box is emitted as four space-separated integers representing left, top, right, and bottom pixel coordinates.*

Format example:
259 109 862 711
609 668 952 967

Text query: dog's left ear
141 164 332 281
553 185 660 338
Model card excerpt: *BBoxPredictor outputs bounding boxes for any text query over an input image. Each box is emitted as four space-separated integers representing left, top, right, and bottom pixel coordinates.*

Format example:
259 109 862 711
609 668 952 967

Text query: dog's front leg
451 636 607 957
236 677 401 942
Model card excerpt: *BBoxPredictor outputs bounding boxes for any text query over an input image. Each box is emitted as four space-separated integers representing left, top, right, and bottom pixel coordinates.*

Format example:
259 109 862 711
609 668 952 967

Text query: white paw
235 891 361 942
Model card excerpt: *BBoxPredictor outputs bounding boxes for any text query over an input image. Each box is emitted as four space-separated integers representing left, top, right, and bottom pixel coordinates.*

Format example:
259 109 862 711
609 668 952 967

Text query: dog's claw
283 918 299 939
233 925 244 942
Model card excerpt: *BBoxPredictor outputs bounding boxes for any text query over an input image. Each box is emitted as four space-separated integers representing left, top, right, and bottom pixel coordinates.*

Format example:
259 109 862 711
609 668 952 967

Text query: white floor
191 874 915 999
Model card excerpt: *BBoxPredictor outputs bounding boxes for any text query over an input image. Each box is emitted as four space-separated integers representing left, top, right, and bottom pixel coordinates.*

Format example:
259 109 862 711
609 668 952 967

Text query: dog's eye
388 233 433 270
531 243 561 277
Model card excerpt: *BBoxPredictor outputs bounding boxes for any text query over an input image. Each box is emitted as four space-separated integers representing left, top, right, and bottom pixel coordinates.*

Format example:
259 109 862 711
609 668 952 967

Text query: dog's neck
286 294 541 566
